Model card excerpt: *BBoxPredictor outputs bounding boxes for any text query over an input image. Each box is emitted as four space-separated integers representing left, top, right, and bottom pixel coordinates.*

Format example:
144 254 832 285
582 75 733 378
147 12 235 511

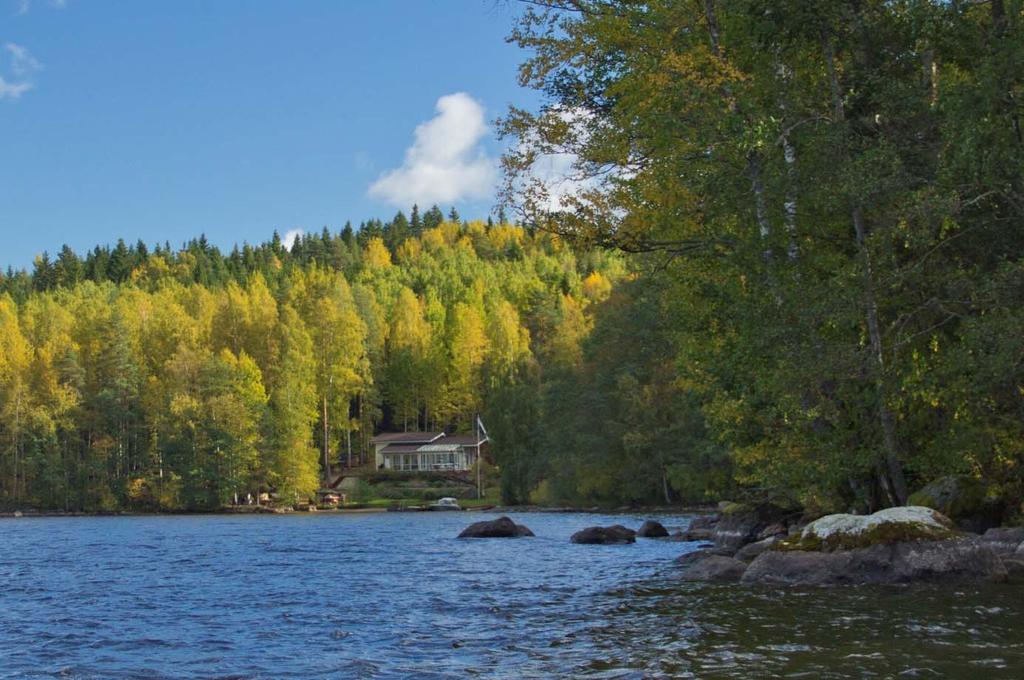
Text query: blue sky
0 0 539 269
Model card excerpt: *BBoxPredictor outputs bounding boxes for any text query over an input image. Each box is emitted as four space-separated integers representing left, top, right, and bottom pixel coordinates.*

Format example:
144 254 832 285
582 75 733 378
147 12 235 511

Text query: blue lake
2 512 1023 678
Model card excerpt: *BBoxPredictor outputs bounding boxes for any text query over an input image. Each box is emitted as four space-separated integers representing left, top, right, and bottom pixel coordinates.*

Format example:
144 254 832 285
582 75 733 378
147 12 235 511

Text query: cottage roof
370 432 445 445
443 435 488 446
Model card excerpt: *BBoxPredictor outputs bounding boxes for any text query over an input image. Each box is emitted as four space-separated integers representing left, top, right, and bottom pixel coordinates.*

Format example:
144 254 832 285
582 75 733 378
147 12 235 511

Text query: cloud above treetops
282 229 304 251
368 92 497 207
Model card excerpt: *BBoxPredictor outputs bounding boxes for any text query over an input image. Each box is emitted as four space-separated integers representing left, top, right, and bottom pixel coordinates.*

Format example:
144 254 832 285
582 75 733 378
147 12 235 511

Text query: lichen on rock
776 506 958 552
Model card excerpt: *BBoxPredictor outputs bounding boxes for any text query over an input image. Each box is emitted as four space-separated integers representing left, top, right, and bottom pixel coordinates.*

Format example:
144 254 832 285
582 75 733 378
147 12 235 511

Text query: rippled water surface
2 512 1023 679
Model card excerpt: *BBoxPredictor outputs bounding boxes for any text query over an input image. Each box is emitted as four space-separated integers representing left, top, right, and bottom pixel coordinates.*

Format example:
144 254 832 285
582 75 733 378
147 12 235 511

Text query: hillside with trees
0 215 632 510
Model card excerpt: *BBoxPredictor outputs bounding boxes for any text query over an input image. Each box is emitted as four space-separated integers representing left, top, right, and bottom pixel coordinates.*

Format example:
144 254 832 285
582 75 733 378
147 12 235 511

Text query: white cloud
0 43 39 100
0 76 31 99
7 43 40 76
513 107 599 213
282 229 304 251
16 0 65 15
368 92 496 207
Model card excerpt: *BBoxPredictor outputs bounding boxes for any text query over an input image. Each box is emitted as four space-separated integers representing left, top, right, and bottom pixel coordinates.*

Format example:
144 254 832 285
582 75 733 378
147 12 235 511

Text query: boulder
637 520 669 538
743 537 1007 586
980 527 1024 557
908 475 1004 533
570 525 637 544
682 514 718 541
1004 559 1024 584
677 551 747 582
675 547 734 564
740 506 1007 586
735 536 780 562
757 523 788 541
713 503 793 552
458 516 534 538
791 506 957 551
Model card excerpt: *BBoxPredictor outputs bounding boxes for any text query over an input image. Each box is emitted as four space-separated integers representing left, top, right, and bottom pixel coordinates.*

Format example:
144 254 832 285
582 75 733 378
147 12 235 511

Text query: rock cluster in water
675 504 1021 586
457 517 677 543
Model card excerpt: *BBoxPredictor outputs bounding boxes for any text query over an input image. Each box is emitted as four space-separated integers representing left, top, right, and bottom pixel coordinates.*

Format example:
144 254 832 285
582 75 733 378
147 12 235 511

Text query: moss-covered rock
775 506 958 552
908 476 1004 532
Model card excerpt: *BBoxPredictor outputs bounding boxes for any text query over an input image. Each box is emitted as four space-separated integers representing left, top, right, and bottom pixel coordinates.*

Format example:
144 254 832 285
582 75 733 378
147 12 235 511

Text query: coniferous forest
2 0 1023 519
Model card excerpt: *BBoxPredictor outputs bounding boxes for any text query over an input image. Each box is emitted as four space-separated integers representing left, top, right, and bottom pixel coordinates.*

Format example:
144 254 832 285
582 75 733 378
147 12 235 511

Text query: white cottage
371 431 488 472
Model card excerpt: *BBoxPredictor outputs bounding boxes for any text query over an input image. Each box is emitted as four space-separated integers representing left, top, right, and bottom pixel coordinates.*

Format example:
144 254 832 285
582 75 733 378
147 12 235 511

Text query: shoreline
0 504 718 519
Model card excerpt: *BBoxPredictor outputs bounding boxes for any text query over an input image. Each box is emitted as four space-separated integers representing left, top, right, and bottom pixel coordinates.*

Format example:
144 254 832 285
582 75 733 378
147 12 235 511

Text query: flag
476 414 488 440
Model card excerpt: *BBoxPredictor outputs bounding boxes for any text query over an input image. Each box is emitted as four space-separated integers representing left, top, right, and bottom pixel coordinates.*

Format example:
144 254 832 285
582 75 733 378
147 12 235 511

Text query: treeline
498 0 1024 515
0 218 626 511
0 203 507 299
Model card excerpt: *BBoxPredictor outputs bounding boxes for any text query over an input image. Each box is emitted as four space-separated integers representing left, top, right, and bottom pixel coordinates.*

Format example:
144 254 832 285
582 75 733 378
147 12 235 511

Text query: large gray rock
682 514 718 541
637 520 669 538
713 503 792 552
677 551 747 582
458 516 534 538
571 525 636 544
735 536 780 562
742 537 1007 586
794 506 957 551
980 527 1024 557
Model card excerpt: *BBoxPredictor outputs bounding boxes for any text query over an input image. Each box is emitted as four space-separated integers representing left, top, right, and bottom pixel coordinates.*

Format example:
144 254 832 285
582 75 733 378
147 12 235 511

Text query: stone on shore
980 527 1024 558
908 475 1004 533
637 520 669 538
458 516 534 538
735 536 780 562
712 503 793 552
571 525 637 544
676 550 747 582
682 514 718 541
740 506 1007 585
743 537 1007 585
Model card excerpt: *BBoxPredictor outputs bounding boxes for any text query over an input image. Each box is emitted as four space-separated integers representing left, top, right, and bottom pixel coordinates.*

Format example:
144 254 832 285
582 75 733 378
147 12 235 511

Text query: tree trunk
823 32 908 505
322 395 330 481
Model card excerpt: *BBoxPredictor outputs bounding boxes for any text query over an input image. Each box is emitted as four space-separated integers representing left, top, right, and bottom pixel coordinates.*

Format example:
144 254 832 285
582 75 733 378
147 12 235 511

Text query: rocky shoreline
455 504 1024 587
674 504 1024 586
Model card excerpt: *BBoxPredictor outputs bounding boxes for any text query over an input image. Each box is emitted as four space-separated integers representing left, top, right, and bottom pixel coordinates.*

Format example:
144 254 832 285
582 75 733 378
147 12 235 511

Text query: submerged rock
637 520 669 538
570 525 636 544
458 516 534 538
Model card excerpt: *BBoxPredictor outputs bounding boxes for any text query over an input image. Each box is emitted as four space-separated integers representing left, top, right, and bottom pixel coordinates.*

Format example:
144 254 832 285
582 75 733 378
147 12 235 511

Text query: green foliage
0 220 629 511
501 0 1024 511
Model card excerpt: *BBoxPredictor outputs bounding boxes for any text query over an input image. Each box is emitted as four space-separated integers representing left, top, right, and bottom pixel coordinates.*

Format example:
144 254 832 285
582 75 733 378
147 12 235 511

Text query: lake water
2 512 1023 679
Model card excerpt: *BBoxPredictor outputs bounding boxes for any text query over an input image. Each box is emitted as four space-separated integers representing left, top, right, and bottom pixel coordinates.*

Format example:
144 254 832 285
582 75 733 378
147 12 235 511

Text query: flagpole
476 414 482 500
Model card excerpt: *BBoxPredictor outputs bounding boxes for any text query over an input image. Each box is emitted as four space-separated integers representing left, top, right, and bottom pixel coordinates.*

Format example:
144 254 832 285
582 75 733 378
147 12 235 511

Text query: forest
499 0 1024 515
0 213 640 510
2 0 1023 517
